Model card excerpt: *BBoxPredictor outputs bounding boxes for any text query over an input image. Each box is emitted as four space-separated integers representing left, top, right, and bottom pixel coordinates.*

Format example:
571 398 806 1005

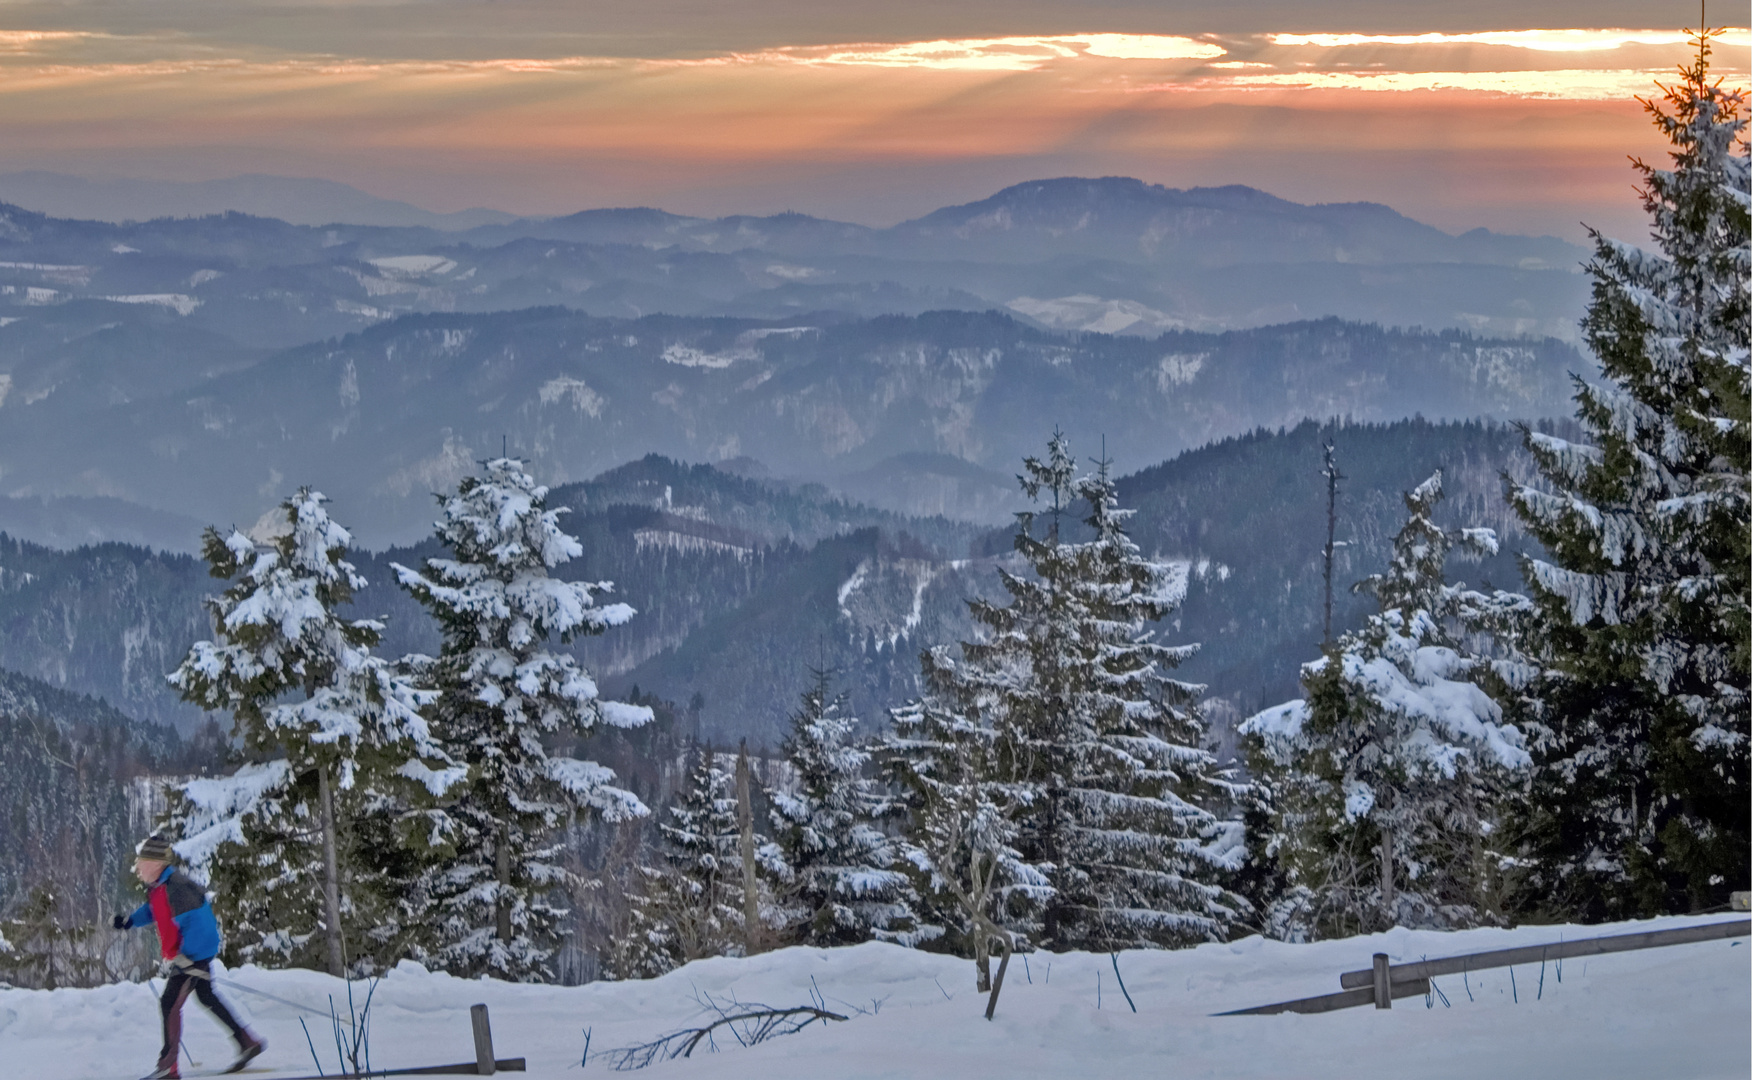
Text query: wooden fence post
471 1004 497 1075
1372 953 1391 1010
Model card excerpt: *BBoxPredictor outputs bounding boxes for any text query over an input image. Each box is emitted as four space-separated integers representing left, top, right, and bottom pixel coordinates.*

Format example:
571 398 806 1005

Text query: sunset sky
1 1 1746 241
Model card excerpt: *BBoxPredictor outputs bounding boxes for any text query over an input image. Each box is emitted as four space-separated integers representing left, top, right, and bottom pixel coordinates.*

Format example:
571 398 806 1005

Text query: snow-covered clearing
100 293 202 315
3 915 1744 1080
367 256 458 276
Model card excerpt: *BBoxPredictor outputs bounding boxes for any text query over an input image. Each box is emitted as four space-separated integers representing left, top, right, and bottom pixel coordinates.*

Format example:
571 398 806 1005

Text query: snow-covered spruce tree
610 745 744 978
765 668 917 946
927 434 1241 952
168 490 457 975
1243 472 1532 937
1503 29 1750 920
881 693 1030 989
393 458 651 981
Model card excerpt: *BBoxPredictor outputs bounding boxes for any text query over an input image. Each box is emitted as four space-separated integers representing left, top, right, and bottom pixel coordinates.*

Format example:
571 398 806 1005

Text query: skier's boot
139 1066 179 1080
225 1034 267 1074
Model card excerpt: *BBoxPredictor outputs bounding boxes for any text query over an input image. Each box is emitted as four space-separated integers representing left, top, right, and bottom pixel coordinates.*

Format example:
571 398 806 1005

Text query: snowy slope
2 915 1745 1080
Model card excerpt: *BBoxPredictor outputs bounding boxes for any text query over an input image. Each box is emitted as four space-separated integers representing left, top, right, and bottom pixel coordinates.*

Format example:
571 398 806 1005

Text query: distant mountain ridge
890 177 1579 269
0 172 518 231
0 175 1589 358
0 174 1580 268
0 308 1588 544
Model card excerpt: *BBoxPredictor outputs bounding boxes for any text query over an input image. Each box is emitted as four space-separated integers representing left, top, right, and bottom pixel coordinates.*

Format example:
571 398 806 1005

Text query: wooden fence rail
1219 918 1749 1017
1337 918 1750 990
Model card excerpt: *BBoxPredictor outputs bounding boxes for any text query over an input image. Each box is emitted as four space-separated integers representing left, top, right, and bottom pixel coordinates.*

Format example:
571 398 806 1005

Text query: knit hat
136 834 175 862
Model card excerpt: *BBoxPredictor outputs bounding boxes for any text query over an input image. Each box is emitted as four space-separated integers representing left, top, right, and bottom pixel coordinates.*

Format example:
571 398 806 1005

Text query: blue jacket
126 866 222 962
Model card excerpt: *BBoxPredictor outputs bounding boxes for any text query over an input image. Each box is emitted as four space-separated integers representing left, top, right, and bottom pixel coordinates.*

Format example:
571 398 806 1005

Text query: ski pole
216 976 337 1019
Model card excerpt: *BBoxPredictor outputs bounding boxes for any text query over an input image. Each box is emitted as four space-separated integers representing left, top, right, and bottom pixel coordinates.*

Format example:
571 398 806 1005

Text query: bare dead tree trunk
736 742 760 955
317 764 346 977
496 819 513 944
1379 821 1396 927
1321 439 1344 647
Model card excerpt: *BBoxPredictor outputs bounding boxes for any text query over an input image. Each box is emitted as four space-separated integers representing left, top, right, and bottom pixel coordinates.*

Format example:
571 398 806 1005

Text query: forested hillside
0 668 218 919
619 418 1539 747
0 309 1588 542
0 418 1541 750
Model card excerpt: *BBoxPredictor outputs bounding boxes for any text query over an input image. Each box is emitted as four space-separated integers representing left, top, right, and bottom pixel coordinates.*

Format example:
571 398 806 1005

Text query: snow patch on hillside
663 343 758 368
101 293 202 316
634 528 753 557
334 298 388 320
1158 351 1208 388
538 376 605 417
1008 294 1183 335
837 557 939 651
741 326 820 340
369 255 458 276
764 264 823 280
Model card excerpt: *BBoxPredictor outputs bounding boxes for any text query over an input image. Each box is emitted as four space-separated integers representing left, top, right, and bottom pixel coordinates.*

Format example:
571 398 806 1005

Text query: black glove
113 913 130 930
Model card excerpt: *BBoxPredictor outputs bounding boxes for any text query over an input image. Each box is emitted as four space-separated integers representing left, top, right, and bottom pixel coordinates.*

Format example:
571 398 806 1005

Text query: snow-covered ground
3 915 1745 1080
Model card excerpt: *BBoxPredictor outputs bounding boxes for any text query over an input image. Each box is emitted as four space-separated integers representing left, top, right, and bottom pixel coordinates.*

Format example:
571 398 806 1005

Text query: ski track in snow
1 915 1745 1080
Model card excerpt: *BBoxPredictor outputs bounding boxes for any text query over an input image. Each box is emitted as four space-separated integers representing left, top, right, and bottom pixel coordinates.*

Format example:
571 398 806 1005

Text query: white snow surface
3 916 1744 1079
101 293 202 315
367 255 458 276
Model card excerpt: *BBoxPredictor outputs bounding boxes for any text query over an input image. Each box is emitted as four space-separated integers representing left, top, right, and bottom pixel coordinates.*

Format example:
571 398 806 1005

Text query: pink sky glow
0 5 1745 240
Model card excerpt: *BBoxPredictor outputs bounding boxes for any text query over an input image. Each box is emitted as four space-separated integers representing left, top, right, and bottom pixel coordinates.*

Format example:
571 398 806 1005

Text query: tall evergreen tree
912 434 1241 952
1503 28 1750 919
1243 472 1532 938
766 669 917 946
167 490 454 974
393 458 651 981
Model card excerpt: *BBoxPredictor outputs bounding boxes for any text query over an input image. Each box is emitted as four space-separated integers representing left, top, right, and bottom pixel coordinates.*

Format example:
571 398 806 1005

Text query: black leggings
158 960 251 1070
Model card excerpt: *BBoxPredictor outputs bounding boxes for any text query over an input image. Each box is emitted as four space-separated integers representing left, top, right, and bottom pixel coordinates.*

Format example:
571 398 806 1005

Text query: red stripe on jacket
147 881 183 959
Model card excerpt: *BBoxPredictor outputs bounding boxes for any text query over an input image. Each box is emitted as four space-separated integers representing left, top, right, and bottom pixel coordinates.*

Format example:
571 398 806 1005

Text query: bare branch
593 999 848 1071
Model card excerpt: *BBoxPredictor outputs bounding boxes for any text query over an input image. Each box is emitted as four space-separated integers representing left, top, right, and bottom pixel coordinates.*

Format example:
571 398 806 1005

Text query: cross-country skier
114 834 266 1080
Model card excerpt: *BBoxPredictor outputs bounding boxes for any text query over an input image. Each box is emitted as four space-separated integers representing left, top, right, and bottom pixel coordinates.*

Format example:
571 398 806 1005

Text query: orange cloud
0 25 1741 237
1270 29 1750 51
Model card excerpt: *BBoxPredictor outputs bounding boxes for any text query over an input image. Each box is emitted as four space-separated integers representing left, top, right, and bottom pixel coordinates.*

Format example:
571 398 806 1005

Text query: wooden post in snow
1371 954 1391 1010
470 1004 497 1075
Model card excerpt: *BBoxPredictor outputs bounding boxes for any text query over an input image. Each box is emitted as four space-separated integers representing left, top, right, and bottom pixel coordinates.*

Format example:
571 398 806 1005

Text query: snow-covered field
4 915 1745 1080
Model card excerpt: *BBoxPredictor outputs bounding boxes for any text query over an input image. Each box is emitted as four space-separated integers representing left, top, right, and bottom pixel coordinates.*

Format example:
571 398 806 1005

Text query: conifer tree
882 694 1029 988
167 490 454 974
611 746 744 978
766 669 917 946
1243 472 1532 937
1503 27 1749 919
393 458 651 980
906 434 1241 952
0 884 101 989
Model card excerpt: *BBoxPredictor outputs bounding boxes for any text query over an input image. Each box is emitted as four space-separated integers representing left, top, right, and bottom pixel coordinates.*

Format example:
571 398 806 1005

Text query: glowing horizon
0 17 1744 239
